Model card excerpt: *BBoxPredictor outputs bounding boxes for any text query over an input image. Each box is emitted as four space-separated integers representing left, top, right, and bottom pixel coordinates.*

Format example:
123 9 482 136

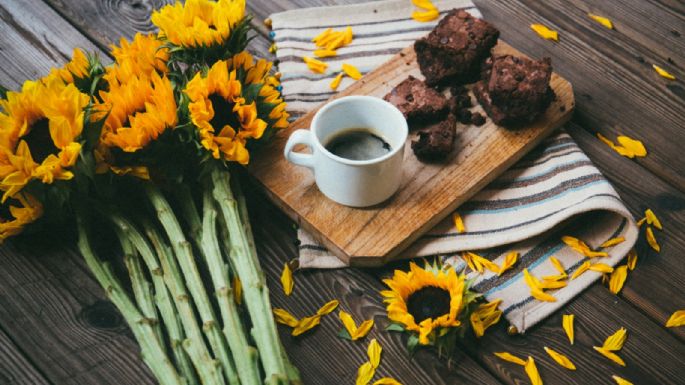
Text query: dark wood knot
79 300 125 330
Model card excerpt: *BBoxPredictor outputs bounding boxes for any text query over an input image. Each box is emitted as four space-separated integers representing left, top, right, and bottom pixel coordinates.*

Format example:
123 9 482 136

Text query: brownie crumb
383 76 449 124
411 115 457 161
471 112 486 126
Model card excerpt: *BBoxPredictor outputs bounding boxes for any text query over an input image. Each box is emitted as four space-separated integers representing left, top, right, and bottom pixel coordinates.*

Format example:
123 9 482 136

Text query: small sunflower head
0 192 43 242
46 48 105 96
381 261 477 353
104 33 169 85
0 76 90 200
152 0 250 64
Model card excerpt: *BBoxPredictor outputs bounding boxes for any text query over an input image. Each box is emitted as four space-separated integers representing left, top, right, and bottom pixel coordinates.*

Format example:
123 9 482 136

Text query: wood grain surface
0 0 683 384
249 42 574 266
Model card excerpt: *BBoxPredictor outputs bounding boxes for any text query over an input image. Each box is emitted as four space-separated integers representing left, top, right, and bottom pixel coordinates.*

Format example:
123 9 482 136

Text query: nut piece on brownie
411 115 457 161
383 75 449 123
414 9 499 86
474 55 554 127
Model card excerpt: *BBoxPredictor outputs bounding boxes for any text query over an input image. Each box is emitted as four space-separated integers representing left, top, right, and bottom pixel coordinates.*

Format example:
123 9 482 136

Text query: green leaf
406 334 419 356
386 323 405 332
337 328 352 341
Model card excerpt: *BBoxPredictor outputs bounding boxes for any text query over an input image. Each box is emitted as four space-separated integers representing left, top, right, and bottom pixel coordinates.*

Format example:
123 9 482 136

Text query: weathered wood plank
0 326 51 385
245 186 504 385
474 0 685 192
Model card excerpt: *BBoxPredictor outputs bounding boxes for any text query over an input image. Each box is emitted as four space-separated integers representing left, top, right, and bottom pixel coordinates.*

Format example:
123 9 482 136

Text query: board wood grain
249 41 574 266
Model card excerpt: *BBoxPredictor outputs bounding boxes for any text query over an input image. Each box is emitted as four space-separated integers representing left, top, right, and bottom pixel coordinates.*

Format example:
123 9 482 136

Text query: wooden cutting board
248 41 574 266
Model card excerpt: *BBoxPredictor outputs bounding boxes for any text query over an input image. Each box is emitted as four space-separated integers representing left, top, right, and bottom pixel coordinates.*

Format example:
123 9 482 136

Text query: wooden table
1 1 683 384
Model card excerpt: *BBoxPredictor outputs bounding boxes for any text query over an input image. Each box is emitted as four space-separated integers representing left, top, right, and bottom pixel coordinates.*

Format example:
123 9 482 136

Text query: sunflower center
209 93 238 130
23 118 59 163
406 286 451 323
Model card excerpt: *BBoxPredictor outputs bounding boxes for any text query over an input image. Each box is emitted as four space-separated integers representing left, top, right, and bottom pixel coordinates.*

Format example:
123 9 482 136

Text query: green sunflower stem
75 214 185 385
173 184 202 244
210 164 296 385
144 183 238 385
109 212 199 385
199 187 261 385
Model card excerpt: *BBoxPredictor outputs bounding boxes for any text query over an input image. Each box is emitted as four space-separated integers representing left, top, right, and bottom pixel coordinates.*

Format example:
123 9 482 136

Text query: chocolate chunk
414 9 499 86
383 76 449 124
474 55 555 127
411 115 457 161
471 112 486 126
457 109 472 124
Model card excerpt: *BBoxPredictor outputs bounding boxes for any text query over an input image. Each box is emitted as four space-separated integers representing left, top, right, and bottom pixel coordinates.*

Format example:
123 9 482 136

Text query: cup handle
284 129 315 170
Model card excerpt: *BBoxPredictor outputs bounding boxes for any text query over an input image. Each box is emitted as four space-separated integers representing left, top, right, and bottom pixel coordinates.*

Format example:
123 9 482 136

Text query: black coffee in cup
324 128 392 161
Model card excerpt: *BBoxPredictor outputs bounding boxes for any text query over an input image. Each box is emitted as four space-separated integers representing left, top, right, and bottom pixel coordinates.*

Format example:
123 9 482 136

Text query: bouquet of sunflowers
0 1 298 384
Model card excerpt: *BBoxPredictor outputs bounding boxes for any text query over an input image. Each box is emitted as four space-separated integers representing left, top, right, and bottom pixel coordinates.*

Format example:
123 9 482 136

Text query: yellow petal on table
542 273 567 282
354 319 375 340
412 0 438 10
550 256 565 275
602 327 627 351
593 346 626 366
523 268 542 290
233 276 242 305
563 314 575 345
340 310 374 340
292 315 321 336
314 49 338 58
544 346 576 370
644 209 662 230
273 308 299 327
471 300 503 337
312 28 333 43
653 64 676 80
645 226 660 252
303 56 328 73
589 263 614 274
616 136 647 157
588 13 614 29
524 356 544 385
325 34 348 51
636 217 646 227
531 23 559 41
373 378 402 385
626 249 637 271
342 63 363 80
330 72 344 90
367 338 382 368
612 375 634 385
281 262 294 296
601 237 625 248
470 312 484 338
665 310 685 327
561 235 608 258
453 212 466 233
494 351 527 366
531 286 557 302
462 252 478 272
317 299 340 316
596 133 638 159
539 279 568 290
412 8 440 22
597 132 616 148
356 361 375 385
498 252 518 276
470 253 500 274
570 261 591 280
343 26 354 45
608 265 628 295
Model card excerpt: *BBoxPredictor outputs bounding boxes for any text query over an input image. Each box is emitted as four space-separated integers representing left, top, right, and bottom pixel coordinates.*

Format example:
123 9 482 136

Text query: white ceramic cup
284 95 408 207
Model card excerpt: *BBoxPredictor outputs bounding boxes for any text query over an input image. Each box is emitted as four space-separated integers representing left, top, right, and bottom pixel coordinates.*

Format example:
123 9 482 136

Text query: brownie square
414 9 499 86
474 55 555 126
383 75 448 123
411 115 457 161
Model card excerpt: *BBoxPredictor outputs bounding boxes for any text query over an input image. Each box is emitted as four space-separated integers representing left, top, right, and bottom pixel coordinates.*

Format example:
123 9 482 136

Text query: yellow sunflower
151 0 245 48
48 48 90 84
97 72 177 152
104 33 169 84
0 76 89 200
381 262 466 345
0 192 42 242
184 59 269 164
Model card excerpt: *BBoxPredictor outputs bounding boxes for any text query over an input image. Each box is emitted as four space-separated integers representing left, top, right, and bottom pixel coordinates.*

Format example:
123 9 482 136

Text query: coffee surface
324 128 392 161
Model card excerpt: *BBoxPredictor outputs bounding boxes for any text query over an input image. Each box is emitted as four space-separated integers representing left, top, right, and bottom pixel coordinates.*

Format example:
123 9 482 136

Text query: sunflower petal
292 315 321 336
412 8 439 22
570 261 591 280
550 257 565 275
665 310 685 328
372 378 402 385
523 268 541 290
544 346 576 370
608 265 628 295
593 346 626 366
588 14 614 29
601 237 625 248
470 253 500 274
453 212 466 233
339 310 358 336
645 226 660 252
531 23 559 41
281 262 294 296
317 299 340 316
563 314 574 345
356 361 375 385
616 136 647 157
652 64 676 80
499 252 518 276
494 351 527 366
539 279 567 290
273 308 299 327
612 375 634 385
524 356 543 385
602 327 627 351
302 56 328 74
367 338 382 368
354 319 374 340
342 63 363 80
626 249 637 271
314 49 337 58
531 286 557 302
330 72 344 90
589 263 614 274
644 209 662 230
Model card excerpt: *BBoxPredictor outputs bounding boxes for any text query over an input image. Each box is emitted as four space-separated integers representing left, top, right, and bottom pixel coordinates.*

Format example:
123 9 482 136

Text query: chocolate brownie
474 55 554 126
411 115 457 161
414 9 499 86
383 76 448 123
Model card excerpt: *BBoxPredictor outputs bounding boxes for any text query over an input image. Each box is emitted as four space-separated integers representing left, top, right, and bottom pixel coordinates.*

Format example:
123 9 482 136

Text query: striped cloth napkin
269 0 638 332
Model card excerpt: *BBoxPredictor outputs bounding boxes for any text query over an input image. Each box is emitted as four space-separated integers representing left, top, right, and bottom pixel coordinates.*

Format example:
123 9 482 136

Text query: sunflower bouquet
0 1 298 384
